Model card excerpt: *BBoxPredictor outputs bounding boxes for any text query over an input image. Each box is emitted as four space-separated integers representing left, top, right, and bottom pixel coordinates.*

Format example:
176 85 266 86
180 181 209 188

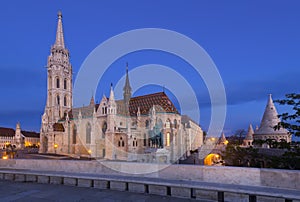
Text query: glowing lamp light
54 144 58 149
2 155 8 160
88 149 92 154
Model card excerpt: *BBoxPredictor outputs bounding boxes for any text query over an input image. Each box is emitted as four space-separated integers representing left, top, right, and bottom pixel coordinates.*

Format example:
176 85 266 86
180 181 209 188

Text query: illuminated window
166 132 170 146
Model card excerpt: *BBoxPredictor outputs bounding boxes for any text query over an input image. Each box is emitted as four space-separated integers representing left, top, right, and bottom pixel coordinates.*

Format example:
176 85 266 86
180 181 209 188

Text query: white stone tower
45 11 72 123
254 94 291 143
14 122 24 149
243 124 254 147
40 11 72 153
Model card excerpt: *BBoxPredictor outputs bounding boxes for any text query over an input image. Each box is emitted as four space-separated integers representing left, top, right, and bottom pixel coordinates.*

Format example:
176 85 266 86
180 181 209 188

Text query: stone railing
0 159 299 201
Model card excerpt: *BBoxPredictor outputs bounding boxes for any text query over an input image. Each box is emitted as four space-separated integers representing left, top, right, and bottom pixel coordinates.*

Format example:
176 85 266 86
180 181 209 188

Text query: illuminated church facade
39 12 204 163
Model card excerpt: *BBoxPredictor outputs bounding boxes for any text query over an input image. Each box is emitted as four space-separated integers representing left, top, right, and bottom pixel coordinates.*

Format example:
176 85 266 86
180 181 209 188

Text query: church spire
109 83 115 102
54 11 65 49
89 95 95 106
123 63 132 115
123 63 132 94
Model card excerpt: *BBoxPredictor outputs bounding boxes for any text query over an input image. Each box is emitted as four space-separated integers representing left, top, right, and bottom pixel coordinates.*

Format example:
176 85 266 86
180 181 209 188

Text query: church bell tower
44 11 72 124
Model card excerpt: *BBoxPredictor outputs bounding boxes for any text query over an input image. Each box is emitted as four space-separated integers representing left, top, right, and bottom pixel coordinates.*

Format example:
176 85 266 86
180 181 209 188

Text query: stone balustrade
0 159 299 201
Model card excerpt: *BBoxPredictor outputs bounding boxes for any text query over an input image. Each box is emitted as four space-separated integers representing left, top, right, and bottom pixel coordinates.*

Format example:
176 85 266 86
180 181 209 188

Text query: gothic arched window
166 119 171 128
133 138 137 147
118 137 124 147
73 125 77 144
64 79 67 90
86 122 91 144
57 95 60 105
56 77 60 88
145 120 149 128
64 96 67 106
174 119 177 128
102 121 107 138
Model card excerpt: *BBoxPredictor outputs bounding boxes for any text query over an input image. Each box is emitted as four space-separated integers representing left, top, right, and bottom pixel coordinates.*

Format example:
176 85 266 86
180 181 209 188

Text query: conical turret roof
255 94 288 135
244 124 254 140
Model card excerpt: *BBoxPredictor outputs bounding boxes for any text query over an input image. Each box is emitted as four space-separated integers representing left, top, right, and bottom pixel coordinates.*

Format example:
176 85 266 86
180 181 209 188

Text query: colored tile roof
69 92 178 119
128 92 178 116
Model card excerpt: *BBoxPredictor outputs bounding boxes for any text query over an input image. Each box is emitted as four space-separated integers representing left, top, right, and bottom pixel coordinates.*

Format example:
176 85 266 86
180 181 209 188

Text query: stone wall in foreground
0 159 299 190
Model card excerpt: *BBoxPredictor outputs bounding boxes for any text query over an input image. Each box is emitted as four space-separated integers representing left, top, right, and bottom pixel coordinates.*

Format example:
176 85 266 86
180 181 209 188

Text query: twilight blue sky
0 1 299 137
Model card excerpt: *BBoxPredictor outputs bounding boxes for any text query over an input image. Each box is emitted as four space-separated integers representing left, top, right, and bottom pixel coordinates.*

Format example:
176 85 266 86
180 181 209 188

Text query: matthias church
40 12 204 163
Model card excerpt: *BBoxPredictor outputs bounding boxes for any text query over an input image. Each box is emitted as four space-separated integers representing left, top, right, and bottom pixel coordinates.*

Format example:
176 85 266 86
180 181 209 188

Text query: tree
230 129 246 145
274 93 300 137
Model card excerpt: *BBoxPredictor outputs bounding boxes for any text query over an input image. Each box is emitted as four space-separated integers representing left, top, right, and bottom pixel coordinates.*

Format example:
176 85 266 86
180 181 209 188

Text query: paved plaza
0 180 198 202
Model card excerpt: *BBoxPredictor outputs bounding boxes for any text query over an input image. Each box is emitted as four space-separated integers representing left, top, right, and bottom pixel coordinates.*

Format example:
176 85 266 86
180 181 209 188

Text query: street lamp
88 149 92 160
54 144 58 154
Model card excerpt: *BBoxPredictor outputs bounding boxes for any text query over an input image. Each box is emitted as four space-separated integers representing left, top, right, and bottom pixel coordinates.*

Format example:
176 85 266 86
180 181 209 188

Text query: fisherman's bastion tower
253 94 292 143
39 12 204 163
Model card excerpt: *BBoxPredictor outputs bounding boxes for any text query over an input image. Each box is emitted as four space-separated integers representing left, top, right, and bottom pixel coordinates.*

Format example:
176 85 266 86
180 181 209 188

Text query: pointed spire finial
58 10 62 18
109 83 115 101
89 95 95 106
54 10 65 48
123 63 131 91
16 122 21 129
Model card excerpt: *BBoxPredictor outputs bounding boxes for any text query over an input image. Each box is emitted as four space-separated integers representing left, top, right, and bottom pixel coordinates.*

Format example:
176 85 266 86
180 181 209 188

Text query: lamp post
88 149 92 160
54 143 58 154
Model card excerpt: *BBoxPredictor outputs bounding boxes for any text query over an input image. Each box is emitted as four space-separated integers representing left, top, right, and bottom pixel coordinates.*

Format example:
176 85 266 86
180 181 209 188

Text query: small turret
243 124 254 147
89 95 95 106
254 94 291 143
107 84 116 132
